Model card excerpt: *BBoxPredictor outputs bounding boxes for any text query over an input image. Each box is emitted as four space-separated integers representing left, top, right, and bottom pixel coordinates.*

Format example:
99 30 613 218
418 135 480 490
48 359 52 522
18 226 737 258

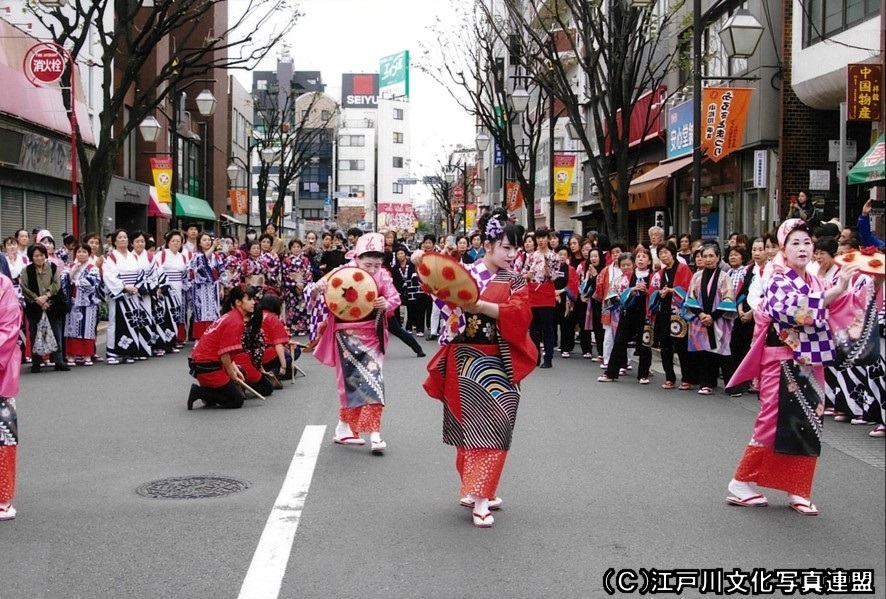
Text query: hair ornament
485 217 504 241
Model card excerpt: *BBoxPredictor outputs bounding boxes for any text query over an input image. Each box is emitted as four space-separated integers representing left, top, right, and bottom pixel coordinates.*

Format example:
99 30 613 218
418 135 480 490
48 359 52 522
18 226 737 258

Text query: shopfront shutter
46 194 70 237
25 191 47 233
0 186 25 234
632 210 655 246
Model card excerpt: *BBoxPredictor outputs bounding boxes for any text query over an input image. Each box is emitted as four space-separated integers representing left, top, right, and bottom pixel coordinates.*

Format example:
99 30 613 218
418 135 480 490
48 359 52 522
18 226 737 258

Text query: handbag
33 312 59 355
48 291 71 319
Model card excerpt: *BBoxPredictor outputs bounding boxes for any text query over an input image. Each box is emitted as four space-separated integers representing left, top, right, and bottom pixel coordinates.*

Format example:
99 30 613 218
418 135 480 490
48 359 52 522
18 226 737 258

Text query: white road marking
238 424 326 599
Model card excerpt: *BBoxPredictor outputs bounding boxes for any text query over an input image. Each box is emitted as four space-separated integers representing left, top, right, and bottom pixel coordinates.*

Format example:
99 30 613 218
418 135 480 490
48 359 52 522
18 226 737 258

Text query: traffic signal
347 192 364 198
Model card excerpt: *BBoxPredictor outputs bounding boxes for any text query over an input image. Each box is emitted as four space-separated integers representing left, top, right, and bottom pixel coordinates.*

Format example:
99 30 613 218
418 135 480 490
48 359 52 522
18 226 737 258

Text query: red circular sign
24 43 66 85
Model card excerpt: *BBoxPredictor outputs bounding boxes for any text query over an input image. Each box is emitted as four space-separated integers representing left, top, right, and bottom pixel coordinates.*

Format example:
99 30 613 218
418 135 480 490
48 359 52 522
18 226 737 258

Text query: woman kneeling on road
187 286 263 410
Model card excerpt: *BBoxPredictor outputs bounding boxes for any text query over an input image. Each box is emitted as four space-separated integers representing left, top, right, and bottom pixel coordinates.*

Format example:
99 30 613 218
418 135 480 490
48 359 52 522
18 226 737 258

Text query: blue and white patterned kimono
188 250 223 337
63 262 101 341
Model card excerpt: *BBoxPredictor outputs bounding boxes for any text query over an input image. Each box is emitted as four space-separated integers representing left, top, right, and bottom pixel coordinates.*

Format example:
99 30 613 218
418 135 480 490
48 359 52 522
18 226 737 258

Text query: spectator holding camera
786 191 822 229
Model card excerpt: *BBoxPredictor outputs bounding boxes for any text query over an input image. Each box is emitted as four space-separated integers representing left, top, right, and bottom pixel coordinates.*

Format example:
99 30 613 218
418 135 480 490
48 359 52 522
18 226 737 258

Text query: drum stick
239 380 266 401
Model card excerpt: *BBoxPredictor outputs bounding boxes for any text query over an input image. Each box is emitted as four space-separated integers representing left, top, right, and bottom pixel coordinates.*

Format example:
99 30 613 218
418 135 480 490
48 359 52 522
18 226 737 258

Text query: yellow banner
150 156 174 203
465 203 477 230
553 154 576 202
700 88 753 162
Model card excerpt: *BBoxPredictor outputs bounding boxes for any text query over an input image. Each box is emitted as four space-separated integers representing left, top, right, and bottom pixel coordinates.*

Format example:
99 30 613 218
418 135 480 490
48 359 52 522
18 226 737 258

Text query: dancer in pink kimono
306 233 401 454
725 219 861 516
0 273 21 520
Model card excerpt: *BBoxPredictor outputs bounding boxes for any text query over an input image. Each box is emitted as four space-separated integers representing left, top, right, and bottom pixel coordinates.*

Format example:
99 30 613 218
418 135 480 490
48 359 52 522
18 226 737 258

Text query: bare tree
495 0 685 241
252 85 339 230
26 0 300 233
418 0 548 230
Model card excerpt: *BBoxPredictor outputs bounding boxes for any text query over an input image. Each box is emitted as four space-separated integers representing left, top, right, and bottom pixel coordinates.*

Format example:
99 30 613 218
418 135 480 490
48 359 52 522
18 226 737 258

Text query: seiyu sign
341 73 379 108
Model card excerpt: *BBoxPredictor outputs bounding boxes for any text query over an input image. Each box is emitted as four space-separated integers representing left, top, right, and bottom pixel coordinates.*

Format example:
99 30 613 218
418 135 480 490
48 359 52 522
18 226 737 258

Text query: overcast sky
246 0 475 188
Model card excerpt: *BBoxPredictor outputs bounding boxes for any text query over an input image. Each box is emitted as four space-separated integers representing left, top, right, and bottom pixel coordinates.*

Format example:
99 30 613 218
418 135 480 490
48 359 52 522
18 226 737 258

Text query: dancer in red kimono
725 219 861 516
1 273 21 520
422 208 537 528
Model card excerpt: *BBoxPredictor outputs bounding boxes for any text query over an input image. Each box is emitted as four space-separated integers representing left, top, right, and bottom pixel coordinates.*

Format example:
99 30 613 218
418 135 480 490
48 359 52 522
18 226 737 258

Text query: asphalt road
1 335 883 599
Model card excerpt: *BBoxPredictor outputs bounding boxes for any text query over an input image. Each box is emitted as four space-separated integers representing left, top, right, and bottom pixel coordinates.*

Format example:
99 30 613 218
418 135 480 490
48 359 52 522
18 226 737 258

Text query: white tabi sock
370 432 381 444
728 478 758 500
471 495 490 515
335 421 354 439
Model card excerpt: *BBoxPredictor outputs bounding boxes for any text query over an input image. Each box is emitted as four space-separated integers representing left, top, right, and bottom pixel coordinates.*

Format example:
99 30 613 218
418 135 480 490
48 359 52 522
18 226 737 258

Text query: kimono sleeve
264 314 291 346
766 273 826 328
684 271 704 314
214 314 244 358
376 269 401 316
497 277 532 346
76 265 102 296
0 276 22 397
103 253 126 299
139 255 159 294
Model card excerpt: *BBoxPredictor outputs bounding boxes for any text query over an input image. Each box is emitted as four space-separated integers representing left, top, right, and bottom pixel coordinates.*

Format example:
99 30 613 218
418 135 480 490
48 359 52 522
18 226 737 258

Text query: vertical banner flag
700 88 753 162
505 181 524 211
229 189 247 216
553 154 576 202
150 156 173 203
465 203 477 230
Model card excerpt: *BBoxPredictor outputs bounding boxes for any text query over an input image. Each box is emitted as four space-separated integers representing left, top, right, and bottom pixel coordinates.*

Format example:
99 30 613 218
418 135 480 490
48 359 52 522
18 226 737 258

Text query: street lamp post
445 160 480 236
140 81 217 230
445 163 466 235
226 153 251 230
548 88 556 231
691 7 763 241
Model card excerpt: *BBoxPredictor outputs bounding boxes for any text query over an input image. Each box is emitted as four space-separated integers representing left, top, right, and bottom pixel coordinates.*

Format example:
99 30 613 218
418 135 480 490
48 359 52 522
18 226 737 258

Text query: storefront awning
175 194 217 221
628 156 693 195
570 210 599 220
848 134 885 185
148 187 172 219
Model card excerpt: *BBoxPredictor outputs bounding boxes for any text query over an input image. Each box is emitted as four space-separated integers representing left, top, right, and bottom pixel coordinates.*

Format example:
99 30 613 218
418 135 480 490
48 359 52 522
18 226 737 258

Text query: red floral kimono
424 264 537 499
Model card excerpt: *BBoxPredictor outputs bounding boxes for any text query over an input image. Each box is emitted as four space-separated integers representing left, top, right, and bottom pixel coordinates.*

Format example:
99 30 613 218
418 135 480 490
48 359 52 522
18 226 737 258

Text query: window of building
338 160 365 171
804 0 880 46
393 108 404 120
392 156 404 168
303 208 323 220
393 131 404 143
321 110 331 121
339 135 366 147
392 183 404 194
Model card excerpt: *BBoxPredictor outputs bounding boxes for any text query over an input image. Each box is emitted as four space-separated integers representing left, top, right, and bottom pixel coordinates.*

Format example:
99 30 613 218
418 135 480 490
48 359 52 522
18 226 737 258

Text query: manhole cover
136 476 250 499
